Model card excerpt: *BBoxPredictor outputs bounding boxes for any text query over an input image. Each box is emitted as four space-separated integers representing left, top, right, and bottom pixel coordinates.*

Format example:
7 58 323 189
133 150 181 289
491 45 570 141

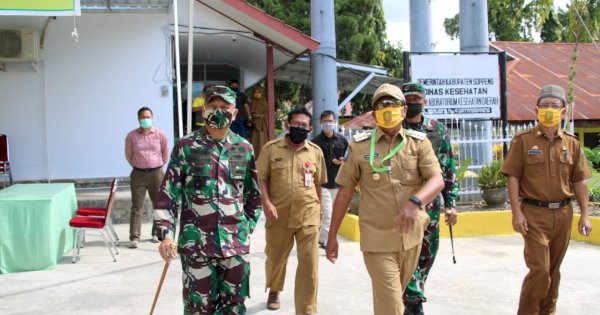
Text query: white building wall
0 56 47 180
0 14 174 181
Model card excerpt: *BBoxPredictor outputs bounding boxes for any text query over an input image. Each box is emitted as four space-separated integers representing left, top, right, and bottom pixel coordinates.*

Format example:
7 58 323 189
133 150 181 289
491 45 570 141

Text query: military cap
205 85 236 104
401 82 426 97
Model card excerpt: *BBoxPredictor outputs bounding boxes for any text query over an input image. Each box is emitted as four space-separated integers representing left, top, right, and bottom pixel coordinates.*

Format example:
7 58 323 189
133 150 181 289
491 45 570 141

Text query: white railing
340 119 536 202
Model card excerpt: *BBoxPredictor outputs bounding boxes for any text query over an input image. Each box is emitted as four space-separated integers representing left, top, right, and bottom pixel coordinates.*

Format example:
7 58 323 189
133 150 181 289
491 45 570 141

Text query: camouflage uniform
403 117 458 306
154 128 262 315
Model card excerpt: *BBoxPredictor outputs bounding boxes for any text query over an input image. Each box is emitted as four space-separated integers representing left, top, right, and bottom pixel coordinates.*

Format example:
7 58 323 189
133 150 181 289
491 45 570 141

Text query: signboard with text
410 54 500 119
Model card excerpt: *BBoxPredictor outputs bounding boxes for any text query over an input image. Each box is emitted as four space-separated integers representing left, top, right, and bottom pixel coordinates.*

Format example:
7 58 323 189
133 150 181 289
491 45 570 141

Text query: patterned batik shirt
404 117 458 208
154 128 262 258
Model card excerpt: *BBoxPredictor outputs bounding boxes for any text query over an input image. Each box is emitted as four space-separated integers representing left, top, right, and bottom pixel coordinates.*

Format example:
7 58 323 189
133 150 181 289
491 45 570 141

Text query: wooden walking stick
150 242 177 315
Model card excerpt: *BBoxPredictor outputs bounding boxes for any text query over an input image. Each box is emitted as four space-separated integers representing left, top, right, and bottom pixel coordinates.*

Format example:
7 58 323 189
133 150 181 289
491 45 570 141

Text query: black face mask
288 126 309 144
406 103 423 118
230 87 239 92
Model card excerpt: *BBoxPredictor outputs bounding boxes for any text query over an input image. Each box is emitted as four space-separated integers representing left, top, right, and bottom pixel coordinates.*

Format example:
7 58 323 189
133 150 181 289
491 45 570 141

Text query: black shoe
318 242 326 249
404 302 424 315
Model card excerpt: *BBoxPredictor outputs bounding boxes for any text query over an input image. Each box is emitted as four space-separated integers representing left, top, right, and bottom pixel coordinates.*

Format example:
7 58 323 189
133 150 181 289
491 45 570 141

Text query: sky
382 0 571 52
383 0 460 52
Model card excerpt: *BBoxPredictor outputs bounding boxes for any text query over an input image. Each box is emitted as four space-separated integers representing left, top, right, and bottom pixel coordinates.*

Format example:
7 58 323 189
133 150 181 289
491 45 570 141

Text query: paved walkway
1 217 599 314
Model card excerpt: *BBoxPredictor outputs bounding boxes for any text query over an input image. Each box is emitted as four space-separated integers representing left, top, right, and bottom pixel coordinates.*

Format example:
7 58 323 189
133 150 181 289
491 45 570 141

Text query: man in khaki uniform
257 106 327 315
326 83 444 315
501 85 593 315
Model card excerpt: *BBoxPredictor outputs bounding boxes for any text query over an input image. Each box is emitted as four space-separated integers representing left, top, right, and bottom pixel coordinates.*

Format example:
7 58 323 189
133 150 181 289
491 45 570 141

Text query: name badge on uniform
562 146 568 160
304 161 313 187
364 153 379 160
528 145 541 155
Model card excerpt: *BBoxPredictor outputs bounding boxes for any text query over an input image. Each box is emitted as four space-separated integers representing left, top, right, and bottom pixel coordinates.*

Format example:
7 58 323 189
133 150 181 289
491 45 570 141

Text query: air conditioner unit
0 28 39 62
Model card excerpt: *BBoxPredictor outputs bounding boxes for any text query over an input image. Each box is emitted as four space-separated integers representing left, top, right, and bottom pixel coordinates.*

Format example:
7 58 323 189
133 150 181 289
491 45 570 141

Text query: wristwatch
409 195 422 206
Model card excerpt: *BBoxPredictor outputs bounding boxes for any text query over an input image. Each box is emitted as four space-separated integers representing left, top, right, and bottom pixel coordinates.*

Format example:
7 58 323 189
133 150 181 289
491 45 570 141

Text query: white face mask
321 122 336 133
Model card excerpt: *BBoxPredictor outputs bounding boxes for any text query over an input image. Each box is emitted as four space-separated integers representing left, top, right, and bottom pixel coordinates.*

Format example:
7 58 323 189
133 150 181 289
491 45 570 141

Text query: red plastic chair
0 134 12 188
69 179 119 263
76 178 119 243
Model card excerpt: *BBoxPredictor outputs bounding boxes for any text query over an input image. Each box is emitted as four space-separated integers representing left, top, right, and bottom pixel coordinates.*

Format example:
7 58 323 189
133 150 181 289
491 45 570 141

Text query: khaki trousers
265 225 319 314
363 245 422 315
129 168 164 241
518 203 572 315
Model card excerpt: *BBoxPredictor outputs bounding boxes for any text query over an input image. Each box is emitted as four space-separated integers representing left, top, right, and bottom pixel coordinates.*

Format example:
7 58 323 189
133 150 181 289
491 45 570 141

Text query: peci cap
205 85 236 104
538 84 566 106
372 83 405 106
401 82 426 97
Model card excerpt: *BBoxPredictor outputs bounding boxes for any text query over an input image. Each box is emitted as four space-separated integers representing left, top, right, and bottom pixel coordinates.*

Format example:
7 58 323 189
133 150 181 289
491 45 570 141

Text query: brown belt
522 198 573 209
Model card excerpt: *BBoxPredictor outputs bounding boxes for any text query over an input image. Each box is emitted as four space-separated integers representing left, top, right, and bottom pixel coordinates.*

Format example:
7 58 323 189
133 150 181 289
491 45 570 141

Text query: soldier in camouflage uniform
401 82 459 315
154 85 262 315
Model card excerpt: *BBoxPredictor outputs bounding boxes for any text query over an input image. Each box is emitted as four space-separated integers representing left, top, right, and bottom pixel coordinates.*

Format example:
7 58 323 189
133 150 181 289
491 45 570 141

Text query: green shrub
478 160 508 190
456 158 472 182
590 186 600 202
583 146 600 170
589 170 600 202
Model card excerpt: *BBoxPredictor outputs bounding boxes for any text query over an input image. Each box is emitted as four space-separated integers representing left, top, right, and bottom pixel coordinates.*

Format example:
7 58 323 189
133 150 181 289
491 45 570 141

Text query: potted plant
478 159 508 206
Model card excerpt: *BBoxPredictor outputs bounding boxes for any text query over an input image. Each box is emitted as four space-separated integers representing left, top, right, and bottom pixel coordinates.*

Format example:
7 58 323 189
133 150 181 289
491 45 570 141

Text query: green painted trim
0 0 75 11
0 8 74 11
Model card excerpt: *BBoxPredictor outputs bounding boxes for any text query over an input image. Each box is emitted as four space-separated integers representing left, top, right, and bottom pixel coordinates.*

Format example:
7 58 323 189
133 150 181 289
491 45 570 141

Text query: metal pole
337 72 376 111
459 0 489 53
311 0 338 131
499 51 508 157
409 0 433 52
402 51 411 82
186 0 194 135
266 43 275 140
459 0 493 165
173 0 183 138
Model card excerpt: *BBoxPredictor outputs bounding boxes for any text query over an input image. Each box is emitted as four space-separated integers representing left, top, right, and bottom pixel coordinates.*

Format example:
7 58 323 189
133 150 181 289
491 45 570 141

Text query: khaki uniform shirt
336 127 442 252
501 125 592 202
257 137 327 228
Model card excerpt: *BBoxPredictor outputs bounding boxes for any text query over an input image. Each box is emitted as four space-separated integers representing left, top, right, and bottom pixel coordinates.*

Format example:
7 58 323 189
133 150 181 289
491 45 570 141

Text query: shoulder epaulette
306 141 321 149
263 138 281 148
406 129 427 140
563 130 578 138
514 128 533 138
352 130 372 142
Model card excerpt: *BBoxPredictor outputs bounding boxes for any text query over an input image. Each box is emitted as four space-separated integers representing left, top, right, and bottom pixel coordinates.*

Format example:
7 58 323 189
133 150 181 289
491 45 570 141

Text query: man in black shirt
311 110 349 248
229 79 251 139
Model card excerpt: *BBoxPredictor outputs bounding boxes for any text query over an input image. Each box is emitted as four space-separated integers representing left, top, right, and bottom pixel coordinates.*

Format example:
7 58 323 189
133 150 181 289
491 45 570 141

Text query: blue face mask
140 118 152 129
